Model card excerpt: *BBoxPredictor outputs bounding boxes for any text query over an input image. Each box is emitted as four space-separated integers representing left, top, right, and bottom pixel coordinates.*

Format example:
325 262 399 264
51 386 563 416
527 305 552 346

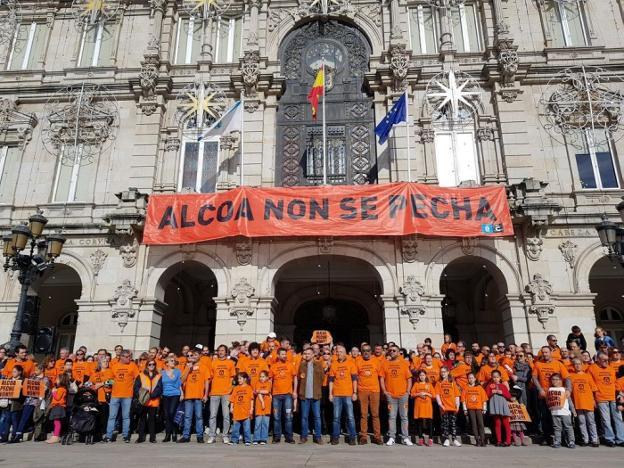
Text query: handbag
137 387 151 405
174 401 185 428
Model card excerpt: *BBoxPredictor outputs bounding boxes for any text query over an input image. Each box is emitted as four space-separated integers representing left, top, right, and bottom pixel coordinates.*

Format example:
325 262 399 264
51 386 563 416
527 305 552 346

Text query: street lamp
595 201 624 267
2 210 65 352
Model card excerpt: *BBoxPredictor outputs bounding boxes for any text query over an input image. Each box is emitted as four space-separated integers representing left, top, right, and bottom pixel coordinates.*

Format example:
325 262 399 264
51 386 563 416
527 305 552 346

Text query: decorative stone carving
399 276 426 329
230 278 256 331
559 239 578 268
525 274 555 329
401 235 418 263
164 137 180 153
510 178 561 236
461 238 478 256
235 239 252 266
476 127 495 142
358 3 382 26
150 0 166 13
241 50 260 97
498 49 519 87
89 249 107 276
498 87 523 104
268 7 294 32
119 243 137 268
318 237 334 255
111 280 138 331
389 43 410 91
525 237 543 261
0 97 38 147
419 128 435 144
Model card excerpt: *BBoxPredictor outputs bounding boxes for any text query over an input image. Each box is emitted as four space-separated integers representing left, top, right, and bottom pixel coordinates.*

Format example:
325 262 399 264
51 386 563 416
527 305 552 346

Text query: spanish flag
307 68 325 120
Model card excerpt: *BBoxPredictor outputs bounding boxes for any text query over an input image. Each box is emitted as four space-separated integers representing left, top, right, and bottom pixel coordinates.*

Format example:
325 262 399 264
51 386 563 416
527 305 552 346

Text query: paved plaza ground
0 439 622 468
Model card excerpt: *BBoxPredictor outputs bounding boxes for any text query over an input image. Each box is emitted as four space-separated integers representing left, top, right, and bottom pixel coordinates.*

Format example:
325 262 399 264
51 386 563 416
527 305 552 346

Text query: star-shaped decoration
426 70 480 122
177 83 225 129
184 0 228 20
73 0 118 26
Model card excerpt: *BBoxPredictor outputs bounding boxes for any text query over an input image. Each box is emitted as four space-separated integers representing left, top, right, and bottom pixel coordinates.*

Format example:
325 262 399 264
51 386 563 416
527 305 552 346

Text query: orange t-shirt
210 359 236 396
587 364 616 402
610 360 622 373
44 368 57 384
54 359 68 376
2 358 34 378
111 362 140 399
92 369 114 403
477 364 509 385
238 357 269 386
270 361 297 395
381 359 412 399
538 347 562 361
616 376 624 393
184 366 210 400
230 384 254 421
534 360 569 394
441 343 457 355
569 371 597 411
410 381 435 419
72 361 92 384
421 363 441 386
253 380 272 416
449 361 471 391
435 380 461 413
329 359 357 397
461 385 488 410
356 357 381 393
50 387 67 408
409 355 422 371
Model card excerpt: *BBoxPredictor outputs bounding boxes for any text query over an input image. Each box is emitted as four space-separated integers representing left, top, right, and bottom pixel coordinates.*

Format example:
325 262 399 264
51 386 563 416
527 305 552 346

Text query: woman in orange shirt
229 372 254 445
133 360 163 443
435 367 461 447
461 373 488 446
410 370 435 446
47 374 69 444
91 358 114 441
43 356 57 384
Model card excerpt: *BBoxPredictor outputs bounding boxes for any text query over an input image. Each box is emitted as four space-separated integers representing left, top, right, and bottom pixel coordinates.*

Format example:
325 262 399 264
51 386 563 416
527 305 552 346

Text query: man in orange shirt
588 352 624 446
328 345 358 445
104 349 139 442
179 350 210 443
356 344 383 445
1 344 34 378
53 347 70 375
380 344 413 446
270 347 297 443
238 342 269 386
207 344 236 444
569 358 599 446
477 354 510 386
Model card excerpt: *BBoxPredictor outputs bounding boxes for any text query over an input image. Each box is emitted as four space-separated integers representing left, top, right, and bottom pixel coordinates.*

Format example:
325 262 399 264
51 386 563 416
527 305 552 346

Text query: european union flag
375 93 407 145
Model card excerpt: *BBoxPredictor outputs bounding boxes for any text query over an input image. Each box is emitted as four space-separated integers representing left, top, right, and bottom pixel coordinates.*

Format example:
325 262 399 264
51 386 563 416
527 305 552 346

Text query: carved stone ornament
241 50 260 97
498 87 523 104
401 235 418 263
230 278 256 331
498 49 519 87
461 238 478 256
139 58 159 100
150 0 166 13
89 249 107 276
559 239 578 268
525 273 555 329
525 237 543 261
318 237 334 255
399 275 426 329
119 243 137 268
0 97 38 145
164 137 180 153
235 239 252 266
419 128 435 144
476 127 495 142
389 43 409 91
111 279 139 331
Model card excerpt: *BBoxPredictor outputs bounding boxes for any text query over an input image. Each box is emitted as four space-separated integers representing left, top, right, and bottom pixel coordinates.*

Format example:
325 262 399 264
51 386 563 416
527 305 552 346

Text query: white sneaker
453 438 462 447
443 438 450 447
386 437 396 446
402 438 414 446
206 436 216 444
223 436 230 444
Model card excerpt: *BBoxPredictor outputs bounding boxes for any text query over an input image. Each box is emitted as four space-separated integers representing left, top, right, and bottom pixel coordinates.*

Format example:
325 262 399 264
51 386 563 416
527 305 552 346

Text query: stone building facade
0 0 623 353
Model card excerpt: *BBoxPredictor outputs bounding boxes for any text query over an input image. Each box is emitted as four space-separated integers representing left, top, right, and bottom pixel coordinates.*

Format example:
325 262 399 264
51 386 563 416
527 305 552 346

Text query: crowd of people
1 326 623 449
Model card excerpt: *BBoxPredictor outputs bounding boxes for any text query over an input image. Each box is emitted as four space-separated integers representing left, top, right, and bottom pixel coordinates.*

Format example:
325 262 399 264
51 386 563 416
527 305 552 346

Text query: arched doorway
33 264 82 353
440 257 511 345
589 257 624 343
273 255 384 348
158 261 217 352
276 20 376 186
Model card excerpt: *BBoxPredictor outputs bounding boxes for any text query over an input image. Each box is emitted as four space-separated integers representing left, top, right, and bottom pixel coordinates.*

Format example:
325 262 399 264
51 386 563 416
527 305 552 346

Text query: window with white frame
52 146 97 202
6 22 46 71
77 21 116 67
434 130 480 187
545 0 590 47
215 16 243 63
0 146 20 203
174 16 203 65
178 135 220 193
408 3 481 54
575 129 619 189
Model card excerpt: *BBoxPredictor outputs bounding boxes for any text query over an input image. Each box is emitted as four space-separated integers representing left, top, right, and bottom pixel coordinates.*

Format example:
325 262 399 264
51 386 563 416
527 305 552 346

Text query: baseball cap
194 344 203 350
267 332 277 339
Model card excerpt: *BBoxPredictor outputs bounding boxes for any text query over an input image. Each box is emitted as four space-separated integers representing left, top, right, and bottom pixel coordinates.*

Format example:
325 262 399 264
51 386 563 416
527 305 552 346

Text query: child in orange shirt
229 372 254 445
47 374 69 444
253 370 272 445
435 367 461 447
411 370 435 446
461 373 488 446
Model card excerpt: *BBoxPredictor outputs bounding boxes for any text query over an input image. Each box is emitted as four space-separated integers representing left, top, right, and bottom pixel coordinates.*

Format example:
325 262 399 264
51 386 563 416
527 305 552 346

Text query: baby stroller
62 387 99 445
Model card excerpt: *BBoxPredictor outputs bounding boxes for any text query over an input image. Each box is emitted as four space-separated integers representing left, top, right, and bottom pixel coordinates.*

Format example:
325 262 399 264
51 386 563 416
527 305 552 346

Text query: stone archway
273 255 384 348
589 256 624 343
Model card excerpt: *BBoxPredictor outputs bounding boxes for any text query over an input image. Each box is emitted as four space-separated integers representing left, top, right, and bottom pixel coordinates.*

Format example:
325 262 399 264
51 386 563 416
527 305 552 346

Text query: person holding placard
0 365 25 443
11 363 48 443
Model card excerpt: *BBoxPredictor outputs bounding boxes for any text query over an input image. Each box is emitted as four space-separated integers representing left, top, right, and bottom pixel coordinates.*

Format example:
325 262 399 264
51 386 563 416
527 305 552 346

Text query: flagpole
322 61 327 185
240 96 245 187
405 90 412 182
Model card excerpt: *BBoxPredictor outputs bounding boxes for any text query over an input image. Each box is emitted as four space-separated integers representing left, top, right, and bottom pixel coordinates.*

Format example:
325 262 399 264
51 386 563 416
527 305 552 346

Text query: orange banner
143 183 514 245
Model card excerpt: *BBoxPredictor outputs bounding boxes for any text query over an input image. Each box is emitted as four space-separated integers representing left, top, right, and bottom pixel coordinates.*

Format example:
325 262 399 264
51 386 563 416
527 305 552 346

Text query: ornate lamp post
2 211 65 351
595 202 624 267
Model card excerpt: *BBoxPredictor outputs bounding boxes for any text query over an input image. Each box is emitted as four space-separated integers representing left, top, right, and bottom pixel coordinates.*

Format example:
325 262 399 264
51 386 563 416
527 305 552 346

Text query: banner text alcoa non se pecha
143 182 514 245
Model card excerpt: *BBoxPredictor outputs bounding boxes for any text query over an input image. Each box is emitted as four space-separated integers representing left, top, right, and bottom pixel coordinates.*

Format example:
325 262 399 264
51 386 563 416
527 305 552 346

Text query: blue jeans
15 405 35 436
272 394 293 440
300 398 322 439
254 415 269 442
183 399 204 439
106 397 132 438
0 409 20 440
231 418 251 444
597 401 624 443
332 396 356 439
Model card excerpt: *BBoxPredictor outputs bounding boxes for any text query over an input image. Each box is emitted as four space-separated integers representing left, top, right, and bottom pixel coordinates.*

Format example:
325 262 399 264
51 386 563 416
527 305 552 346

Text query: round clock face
304 41 345 75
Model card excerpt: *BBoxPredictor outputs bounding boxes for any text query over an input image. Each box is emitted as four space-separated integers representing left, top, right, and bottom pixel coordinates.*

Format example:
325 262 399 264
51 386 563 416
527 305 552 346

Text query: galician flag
199 100 242 141
307 68 325 120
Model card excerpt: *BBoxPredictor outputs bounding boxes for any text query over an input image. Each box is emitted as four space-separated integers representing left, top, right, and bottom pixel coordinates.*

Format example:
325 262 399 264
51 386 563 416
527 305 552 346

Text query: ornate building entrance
276 20 377 186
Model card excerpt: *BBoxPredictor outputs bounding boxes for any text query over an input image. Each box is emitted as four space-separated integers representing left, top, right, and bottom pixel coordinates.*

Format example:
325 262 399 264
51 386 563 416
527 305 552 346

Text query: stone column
132 298 167 353
389 0 402 40
254 296 276 342
382 295 401 345
438 1 454 54
247 0 261 48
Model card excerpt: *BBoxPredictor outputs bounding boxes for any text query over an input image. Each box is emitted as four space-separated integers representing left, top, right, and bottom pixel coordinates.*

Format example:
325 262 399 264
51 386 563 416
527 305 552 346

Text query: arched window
598 306 624 322
57 311 78 352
